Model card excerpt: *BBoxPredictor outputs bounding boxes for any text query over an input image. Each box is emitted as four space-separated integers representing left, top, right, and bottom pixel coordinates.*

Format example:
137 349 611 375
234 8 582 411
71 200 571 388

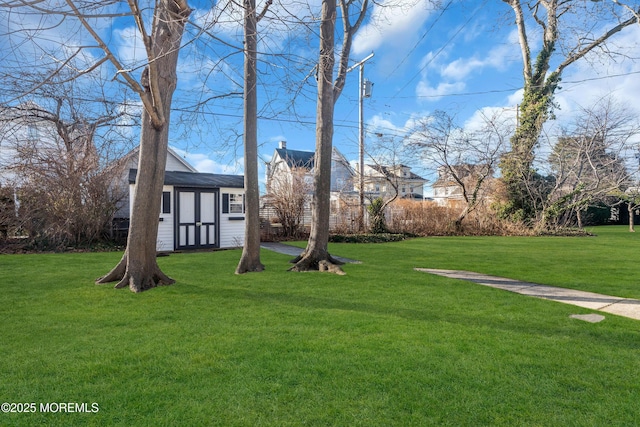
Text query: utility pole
347 52 374 232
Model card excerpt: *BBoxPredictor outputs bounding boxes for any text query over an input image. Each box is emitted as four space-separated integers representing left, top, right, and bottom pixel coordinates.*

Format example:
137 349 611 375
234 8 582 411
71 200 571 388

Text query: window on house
223 193 244 214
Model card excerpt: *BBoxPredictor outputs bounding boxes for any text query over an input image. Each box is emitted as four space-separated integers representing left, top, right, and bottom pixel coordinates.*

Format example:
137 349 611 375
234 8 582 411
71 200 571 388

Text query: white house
121 147 246 251
263 141 357 230
265 141 355 194
432 164 495 206
358 164 427 200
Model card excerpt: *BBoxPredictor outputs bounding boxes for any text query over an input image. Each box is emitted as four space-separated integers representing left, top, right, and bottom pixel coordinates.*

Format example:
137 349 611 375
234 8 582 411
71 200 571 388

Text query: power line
171 67 640 136
391 0 489 100
383 0 455 82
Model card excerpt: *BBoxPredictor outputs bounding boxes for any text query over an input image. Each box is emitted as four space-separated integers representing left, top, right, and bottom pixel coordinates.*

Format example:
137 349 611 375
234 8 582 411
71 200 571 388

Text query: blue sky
2 0 640 193
169 0 640 191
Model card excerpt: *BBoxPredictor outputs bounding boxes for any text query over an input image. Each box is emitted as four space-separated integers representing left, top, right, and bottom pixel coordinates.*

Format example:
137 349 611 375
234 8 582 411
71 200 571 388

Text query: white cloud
410 29 521 105
506 88 524 108
170 147 244 174
441 41 513 81
463 106 518 136
352 0 436 57
114 26 147 69
416 80 466 101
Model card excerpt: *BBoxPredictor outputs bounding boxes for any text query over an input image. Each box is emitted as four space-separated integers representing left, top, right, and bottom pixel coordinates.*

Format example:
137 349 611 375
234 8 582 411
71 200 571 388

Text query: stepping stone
570 314 605 323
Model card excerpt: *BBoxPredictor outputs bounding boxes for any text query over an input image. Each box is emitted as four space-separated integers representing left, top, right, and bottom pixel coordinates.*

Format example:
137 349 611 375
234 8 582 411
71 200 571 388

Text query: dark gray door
176 189 218 249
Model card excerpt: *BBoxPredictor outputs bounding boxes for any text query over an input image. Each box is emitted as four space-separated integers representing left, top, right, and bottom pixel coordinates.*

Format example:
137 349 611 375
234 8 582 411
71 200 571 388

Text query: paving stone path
415 268 640 321
260 242 360 264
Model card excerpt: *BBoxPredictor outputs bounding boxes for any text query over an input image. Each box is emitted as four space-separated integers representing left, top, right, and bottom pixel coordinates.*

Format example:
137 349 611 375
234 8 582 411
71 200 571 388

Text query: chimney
279 141 287 149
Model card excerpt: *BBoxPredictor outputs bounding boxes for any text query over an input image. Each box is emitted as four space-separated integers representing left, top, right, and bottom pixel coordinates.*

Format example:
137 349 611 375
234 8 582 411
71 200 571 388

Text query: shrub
386 199 532 236
329 233 409 243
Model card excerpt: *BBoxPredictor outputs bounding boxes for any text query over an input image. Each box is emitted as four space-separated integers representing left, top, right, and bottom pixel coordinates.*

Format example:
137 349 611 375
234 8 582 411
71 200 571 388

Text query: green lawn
2 226 640 426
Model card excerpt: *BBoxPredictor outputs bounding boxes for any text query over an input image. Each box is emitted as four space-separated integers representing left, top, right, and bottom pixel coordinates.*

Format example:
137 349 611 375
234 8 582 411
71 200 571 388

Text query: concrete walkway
261 242 360 264
415 268 640 321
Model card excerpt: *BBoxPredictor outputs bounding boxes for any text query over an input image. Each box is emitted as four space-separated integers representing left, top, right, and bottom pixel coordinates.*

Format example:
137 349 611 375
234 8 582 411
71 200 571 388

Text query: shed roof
129 169 244 188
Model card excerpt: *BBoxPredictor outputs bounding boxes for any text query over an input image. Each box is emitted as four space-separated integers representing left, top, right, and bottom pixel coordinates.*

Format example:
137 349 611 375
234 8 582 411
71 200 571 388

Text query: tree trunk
97 0 190 292
290 0 344 273
629 204 635 232
236 0 264 274
576 208 583 229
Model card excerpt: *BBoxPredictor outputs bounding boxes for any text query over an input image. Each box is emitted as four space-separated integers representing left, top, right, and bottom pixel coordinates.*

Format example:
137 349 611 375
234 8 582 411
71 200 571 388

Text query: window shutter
222 193 229 213
162 192 171 214
243 194 246 213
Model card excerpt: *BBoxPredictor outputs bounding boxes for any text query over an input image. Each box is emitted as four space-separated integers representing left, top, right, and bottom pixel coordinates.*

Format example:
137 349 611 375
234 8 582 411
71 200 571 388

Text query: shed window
223 193 244 214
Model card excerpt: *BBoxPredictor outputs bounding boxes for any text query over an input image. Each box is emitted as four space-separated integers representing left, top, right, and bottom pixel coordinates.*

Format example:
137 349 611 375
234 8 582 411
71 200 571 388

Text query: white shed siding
129 184 175 251
115 148 196 220
219 187 246 248
157 185 174 251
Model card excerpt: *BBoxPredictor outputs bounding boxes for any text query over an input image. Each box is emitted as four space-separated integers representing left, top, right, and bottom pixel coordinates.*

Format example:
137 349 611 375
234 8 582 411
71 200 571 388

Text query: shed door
176 189 218 250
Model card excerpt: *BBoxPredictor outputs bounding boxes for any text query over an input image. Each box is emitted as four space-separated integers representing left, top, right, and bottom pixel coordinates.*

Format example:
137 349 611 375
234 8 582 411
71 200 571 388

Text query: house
358 164 427 200
265 141 354 194
432 164 494 206
122 147 245 252
263 141 357 232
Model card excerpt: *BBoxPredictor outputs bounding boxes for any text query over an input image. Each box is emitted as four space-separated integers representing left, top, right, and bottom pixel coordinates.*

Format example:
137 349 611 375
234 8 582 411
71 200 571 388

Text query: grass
1 225 640 426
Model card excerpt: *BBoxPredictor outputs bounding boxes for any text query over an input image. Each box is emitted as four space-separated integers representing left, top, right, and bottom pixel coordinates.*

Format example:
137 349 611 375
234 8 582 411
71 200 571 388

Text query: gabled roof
433 164 493 187
129 169 244 188
275 148 315 169
113 146 198 173
366 164 426 181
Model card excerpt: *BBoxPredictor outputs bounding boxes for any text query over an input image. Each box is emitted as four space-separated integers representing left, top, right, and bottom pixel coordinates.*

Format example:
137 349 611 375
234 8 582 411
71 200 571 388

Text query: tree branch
555 12 639 76
64 0 145 97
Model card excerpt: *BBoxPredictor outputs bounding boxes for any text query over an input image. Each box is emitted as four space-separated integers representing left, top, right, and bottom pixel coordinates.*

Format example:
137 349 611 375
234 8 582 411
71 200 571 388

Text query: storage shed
129 169 245 252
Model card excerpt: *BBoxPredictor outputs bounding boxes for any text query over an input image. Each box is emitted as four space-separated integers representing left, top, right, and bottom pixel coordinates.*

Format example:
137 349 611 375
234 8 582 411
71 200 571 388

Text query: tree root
113 270 175 293
235 253 265 274
96 254 126 284
289 253 344 266
96 253 174 292
235 262 265 274
288 253 345 275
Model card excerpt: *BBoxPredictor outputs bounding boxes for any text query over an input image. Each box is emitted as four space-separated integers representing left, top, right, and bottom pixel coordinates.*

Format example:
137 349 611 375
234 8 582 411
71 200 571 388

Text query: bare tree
360 133 415 233
545 97 640 228
235 0 272 274
410 110 508 230
0 98 127 248
619 187 640 232
97 1 192 291
1 1 192 290
290 0 369 273
265 167 311 238
499 0 640 222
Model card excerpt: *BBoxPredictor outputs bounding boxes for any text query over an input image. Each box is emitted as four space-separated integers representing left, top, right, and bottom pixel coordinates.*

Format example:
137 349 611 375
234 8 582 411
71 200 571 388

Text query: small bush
329 233 409 243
